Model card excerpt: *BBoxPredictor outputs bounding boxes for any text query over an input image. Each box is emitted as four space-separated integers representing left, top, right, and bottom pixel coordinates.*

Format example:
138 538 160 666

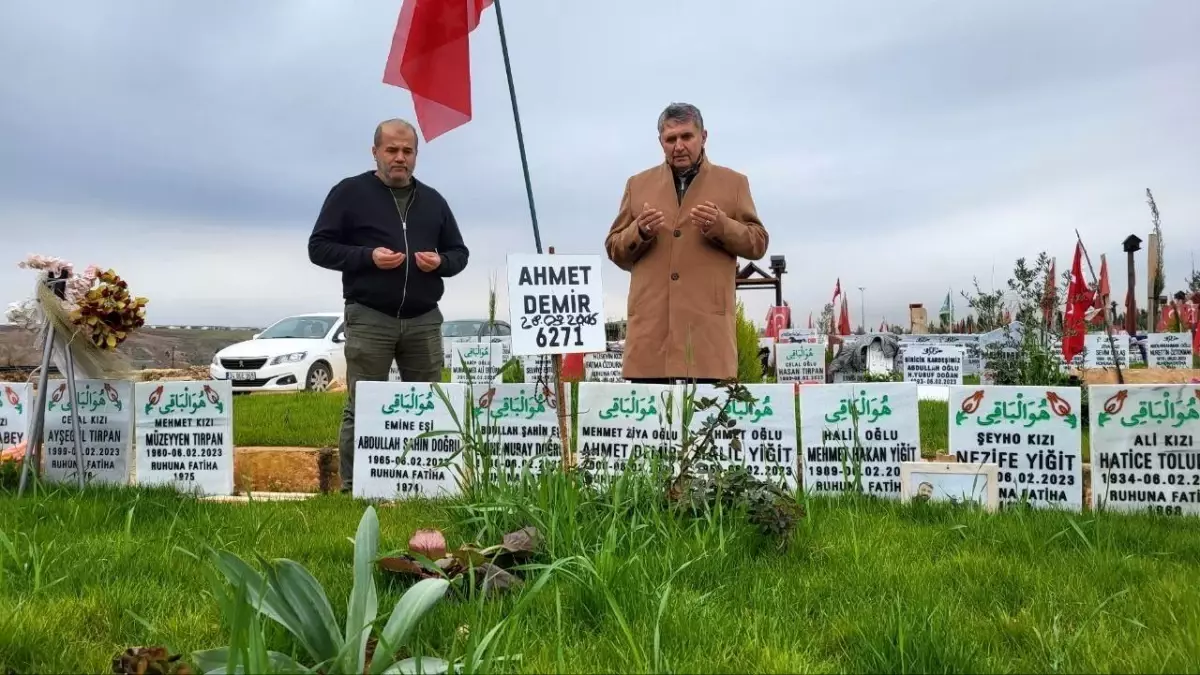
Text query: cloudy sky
2 0 1197 329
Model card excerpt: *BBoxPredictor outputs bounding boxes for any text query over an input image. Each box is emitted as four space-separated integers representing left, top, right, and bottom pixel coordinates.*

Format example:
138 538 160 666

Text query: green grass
2 479 1199 673
234 392 1092 459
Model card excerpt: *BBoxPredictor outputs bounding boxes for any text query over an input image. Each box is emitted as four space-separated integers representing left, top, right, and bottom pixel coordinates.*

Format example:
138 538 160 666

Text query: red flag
1062 242 1093 365
838 294 852 335
830 279 842 333
383 0 492 142
1003 309 1012 324
878 319 886 331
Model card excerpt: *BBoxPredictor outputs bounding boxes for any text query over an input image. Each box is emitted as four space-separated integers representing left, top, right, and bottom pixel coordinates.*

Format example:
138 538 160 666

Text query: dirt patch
233 446 336 493
1081 368 1200 385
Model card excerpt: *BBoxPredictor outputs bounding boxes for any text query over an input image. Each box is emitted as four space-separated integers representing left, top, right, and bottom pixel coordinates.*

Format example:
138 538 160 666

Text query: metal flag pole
17 271 88 495
492 0 573 469
491 0 543 255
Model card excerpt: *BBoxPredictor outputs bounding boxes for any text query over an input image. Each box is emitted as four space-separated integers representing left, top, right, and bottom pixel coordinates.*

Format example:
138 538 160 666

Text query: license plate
230 371 257 381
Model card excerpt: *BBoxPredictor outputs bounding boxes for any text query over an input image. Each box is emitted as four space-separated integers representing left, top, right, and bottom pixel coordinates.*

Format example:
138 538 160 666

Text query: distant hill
0 325 258 370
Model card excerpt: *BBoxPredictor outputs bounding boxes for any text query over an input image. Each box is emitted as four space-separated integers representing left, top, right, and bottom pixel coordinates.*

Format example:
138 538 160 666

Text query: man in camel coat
604 102 769 383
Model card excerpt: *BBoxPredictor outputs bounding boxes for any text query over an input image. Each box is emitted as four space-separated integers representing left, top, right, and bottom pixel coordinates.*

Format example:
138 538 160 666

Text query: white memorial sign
686 384 798 489
584 351 625 382
507 253 606 356
521 354 555 385
902 345 964 385
352 382 466 500
450 343 504 385
0 383 30 451
948 386 1082 510
576 383 678 480
1090 384 1200 516
43 379 133 485
799 383 921 498
135 380 233 496
1084 333 1129 368
1146 333 1193 369
471 383 565 480
774 342 825 384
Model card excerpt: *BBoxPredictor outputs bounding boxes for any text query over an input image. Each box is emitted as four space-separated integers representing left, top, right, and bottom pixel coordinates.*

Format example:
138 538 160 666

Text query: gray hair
373 118 419 150
657 102 703 133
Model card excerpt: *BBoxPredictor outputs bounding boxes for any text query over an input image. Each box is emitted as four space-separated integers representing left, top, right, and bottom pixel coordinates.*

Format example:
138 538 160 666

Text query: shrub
735 300 764 383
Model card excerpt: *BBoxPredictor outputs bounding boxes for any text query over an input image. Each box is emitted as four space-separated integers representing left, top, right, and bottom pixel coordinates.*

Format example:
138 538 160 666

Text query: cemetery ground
4 474 1200 673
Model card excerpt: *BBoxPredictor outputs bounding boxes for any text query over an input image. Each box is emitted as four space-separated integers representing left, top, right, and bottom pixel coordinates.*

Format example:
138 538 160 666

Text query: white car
210 312 347 392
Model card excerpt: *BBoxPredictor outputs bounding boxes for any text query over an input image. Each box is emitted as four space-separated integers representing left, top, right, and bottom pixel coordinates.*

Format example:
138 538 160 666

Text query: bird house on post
1123 235 1142 335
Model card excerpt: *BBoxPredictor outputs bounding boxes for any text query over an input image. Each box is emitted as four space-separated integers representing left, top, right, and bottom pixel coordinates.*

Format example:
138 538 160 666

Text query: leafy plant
194 506 456 674
735 300 764 383
379 526 542 597
670 381 803 541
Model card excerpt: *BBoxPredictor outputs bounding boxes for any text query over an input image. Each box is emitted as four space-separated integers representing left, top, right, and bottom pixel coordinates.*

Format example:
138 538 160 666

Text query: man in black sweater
308 118 469 492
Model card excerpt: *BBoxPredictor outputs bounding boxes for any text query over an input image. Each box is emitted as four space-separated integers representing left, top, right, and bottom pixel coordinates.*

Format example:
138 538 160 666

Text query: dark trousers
338 303 443 491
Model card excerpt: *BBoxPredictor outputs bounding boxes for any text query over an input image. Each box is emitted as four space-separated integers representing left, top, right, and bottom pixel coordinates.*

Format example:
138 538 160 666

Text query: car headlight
270 351 308 365
211 353 220 366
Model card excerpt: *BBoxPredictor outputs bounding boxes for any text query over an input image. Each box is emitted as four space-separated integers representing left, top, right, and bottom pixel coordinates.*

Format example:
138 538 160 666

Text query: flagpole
1075 230 1124 385
491 0 543 254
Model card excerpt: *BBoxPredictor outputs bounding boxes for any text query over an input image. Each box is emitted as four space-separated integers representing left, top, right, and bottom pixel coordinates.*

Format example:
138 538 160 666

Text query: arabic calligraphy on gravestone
507 253 606 356
1055 334 1130 369
948 386 1082 510
686 384 798 489
451 343 505 385
576 383 678 480
0 383 29 451
1146 333 1193 368
42 379 133 486
135 380 233 496
899 334 981 375
444 337 511 370
774 343 825 384
471 384 565 480
1090 385 1200 516
353 382 465 499
799 383 921 498
584 351 625 382
902 345 965 386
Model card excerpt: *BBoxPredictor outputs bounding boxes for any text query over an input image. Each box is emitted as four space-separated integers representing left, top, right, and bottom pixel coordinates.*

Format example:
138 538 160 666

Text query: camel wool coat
604 158 769 380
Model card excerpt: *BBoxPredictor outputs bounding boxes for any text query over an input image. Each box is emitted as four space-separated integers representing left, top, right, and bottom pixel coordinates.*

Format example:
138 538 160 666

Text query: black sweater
307 171 469 319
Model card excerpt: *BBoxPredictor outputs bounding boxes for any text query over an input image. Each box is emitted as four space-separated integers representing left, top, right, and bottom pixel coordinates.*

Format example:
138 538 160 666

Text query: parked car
210 314 512 392
210 312 347 392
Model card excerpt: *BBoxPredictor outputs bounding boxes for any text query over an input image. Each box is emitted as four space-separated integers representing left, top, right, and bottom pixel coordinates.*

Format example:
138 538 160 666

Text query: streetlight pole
858 286 866 332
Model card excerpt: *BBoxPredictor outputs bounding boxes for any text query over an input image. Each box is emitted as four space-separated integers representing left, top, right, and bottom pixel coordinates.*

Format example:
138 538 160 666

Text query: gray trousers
338 302 443 491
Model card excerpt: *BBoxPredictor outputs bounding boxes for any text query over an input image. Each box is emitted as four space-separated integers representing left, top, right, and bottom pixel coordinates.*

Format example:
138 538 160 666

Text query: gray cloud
2 0 1198 330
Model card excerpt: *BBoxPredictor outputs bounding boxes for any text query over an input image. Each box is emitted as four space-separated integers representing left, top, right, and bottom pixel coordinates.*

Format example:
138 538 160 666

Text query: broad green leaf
263 558 345 662
214 550 343 664
345 507 381 674
193 647 310 674
369 578 449 675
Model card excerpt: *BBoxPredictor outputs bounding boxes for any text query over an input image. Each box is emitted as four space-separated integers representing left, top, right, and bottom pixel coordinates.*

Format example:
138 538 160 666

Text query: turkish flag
838 294 852 336
1062 242 1093 365
383 0 492 142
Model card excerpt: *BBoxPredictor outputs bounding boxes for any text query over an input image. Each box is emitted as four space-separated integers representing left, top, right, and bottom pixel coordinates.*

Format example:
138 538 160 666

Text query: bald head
374 119 418 149
371 119 419 187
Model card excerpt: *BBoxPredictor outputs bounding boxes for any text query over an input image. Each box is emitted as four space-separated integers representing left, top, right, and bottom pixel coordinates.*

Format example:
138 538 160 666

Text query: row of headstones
2 378 1196 517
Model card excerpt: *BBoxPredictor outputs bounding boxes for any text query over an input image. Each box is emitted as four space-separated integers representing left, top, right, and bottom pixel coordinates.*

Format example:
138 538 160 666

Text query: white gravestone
42 379 134 485
575 383 679 481
1090 384 1200 517
134 380 234 496
947 385 1083 510
798 382 921 499
352 382 467 500
685 383 798 489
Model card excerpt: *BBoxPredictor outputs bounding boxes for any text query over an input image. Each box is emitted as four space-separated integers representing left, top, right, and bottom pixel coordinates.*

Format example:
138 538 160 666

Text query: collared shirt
672 154 704 204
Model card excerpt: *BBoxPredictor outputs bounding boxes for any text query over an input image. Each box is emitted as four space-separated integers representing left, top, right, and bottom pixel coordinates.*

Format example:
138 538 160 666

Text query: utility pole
858 286 866 332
